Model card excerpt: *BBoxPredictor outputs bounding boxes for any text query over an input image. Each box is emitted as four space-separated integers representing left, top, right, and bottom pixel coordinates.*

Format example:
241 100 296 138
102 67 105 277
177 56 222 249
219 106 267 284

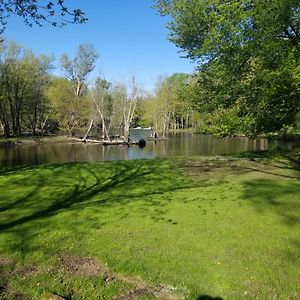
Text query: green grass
0 156 299 299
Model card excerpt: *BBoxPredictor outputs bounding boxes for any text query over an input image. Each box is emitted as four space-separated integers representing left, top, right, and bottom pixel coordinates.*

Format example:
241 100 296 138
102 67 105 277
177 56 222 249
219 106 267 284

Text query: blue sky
3 0 195 92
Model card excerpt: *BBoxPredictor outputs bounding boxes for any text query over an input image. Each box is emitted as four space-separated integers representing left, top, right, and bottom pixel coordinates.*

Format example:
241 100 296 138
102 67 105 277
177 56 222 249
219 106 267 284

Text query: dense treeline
1 2 300 139
139 74 198 137
0 42 144 141
0 40 195 140
155 0 300 137
2 0 300 142
0 43 52 137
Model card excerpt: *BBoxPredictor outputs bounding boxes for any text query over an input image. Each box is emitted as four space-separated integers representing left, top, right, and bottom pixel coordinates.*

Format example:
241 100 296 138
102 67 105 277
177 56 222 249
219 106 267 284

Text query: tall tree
0 42 52 137
45 77 79 135
90 77 115 141
151 74 191 136
155 0 300 135
24 53 52 134
113 76 141 143
155 0 300 62
60 43 98 135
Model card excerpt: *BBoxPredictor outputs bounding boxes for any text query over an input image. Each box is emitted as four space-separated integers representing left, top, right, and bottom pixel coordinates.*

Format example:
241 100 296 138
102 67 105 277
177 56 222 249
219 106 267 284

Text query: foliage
0 0 87 34
197 108 242 137
112 77 142 142
58 43 98 135
145 73 193 136
155 0 300 62
60 43 98 97
0 40 148 139
89 77 118 140
138 96 156 128
46 77 91 135
0 41 52 137
155 0 300 136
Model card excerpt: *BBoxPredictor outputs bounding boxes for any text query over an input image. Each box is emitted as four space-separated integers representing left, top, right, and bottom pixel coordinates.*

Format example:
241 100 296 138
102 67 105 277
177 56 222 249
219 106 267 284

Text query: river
0 130 291 167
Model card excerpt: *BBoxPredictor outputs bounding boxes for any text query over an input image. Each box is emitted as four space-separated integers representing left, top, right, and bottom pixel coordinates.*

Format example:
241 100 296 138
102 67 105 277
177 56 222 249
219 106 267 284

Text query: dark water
0 130 291 167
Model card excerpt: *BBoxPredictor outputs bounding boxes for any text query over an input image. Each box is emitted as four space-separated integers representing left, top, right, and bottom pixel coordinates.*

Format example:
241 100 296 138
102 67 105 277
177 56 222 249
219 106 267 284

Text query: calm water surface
0 130 290 167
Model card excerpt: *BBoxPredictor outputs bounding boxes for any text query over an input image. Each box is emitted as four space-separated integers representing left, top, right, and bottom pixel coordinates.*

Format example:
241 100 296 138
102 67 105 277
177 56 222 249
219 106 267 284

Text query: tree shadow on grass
242 179 300 227
242 177 300 266
0 159 200 233
230 149 300 172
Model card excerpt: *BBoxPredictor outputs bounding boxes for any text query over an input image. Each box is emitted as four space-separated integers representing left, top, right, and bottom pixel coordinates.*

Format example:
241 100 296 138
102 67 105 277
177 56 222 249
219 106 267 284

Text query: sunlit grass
0 156 299 299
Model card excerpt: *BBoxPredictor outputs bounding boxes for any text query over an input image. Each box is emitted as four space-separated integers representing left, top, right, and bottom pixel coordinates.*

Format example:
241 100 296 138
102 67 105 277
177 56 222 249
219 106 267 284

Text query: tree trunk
82 119 94 141
124 123 130 143
41 116 48 135
2 122 11 137
186 113 189 129
100 114 111 141
31 103 38 135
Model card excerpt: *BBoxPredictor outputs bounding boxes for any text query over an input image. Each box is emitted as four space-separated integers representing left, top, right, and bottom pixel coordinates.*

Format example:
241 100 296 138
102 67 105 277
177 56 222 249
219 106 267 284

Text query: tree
113 76 141 143
150 73 191 137
155 0 300 135
23 53 52 134
155 0 300 62
60 43 98 135
90 77 115 141
154 76 173 137
60 43 98 97
46 77 90 135
0 41 52 137
0 0 87 34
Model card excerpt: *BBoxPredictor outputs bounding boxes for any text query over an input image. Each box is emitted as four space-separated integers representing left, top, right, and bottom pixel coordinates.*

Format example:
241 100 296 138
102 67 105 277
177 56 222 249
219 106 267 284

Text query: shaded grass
0 156 300 299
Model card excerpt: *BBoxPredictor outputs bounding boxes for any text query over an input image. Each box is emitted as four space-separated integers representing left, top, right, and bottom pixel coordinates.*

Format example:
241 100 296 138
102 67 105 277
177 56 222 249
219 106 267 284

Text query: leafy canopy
154 0 300 136
155 0 300 63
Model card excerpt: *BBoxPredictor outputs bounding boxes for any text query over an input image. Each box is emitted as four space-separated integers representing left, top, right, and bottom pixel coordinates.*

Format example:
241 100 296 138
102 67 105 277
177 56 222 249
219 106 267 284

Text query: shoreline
1 131 299 147
0 135 75 146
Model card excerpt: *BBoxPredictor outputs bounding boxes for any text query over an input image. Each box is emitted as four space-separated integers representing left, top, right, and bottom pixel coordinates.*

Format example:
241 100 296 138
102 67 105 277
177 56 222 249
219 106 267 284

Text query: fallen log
73 138 104 144
72 137 146 146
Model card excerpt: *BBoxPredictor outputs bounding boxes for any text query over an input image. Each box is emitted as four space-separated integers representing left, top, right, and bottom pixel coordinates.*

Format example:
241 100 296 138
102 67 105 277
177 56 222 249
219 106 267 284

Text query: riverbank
2 131 300 146
0 135 145 146
194 128 300 141
2 133 290 167
0 154 299 299
0 135 73 146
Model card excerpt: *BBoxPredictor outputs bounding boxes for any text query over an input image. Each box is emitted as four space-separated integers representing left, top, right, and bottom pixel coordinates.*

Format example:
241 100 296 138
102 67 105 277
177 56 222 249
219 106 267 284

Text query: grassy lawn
0 155 299 299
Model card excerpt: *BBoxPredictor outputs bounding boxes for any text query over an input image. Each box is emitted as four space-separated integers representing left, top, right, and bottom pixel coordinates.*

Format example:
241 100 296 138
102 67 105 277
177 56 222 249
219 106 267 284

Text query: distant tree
112 76 141 143
151 74 191 136
0 41 52 137
138 96 156 129
46 77 76 135
59 43 98 135
154 77 173 137
122 76 141 143
0 0 87 34
60 43 98 97
90 77 115 141
23 53 53 135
